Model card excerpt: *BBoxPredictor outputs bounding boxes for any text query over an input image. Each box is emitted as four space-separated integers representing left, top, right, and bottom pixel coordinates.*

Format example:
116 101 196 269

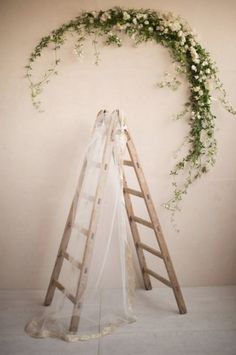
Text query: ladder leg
161 246 187 314
44 202 75 306
44 160 87 306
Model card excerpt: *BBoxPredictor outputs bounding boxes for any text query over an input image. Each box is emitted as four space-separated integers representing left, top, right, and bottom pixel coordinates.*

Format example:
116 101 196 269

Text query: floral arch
25 7 235 228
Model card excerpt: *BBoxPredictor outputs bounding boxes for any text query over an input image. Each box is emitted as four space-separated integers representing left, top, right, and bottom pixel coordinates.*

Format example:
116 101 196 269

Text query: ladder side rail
69 117 117 332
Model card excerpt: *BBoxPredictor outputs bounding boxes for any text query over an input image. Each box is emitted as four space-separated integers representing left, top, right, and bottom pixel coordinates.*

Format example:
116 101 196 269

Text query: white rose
123 11 131 20
170 22 181 32
193 86 200 92
100 13 110 22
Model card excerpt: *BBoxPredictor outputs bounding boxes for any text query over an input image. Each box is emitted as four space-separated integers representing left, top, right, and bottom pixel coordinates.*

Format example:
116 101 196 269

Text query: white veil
25 110 137 342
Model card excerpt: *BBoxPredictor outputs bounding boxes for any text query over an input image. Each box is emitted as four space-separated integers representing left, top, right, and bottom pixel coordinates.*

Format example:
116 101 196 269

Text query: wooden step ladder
44 111 187 333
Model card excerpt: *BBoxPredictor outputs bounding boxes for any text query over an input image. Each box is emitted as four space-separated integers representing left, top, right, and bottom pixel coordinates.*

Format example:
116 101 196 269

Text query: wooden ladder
44 113 187 334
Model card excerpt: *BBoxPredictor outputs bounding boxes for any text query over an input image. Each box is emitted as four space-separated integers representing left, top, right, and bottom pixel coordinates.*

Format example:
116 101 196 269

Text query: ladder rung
91 161 101 168
123 160 134 167
138 242 163 259
145 268 171 287
80 227 89 236
124 187 144 198
81 193 95 202
131 216 153 229
53 280 76 304
73 225 89 237
61 251 82 269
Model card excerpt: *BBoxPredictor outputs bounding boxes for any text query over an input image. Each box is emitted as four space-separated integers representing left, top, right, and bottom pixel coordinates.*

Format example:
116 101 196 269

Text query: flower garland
25 7 235 230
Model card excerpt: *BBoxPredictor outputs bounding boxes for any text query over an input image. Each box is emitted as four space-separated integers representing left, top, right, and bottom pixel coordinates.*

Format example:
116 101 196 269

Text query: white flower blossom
144 20 149 25
136 13 148 20
100 12 111 22
123 11 131 21
191 65 197 72
168 21 181 32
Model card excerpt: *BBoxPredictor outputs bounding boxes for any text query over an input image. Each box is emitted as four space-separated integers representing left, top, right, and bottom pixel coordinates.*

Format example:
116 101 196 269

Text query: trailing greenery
25 7 235 230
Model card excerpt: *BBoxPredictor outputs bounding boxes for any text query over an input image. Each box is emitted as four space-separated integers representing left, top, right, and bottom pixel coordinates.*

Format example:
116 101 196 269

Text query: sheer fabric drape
25 110 137 342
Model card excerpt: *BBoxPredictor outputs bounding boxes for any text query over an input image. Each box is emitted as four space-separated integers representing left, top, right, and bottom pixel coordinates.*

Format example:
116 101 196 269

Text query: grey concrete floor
0 286 236 355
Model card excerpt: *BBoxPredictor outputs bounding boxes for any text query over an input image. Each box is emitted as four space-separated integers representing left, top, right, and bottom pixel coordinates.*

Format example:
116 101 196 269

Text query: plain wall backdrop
0 0 236 289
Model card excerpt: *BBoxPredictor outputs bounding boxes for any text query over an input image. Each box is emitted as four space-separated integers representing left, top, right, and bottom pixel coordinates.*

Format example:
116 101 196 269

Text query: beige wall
0 0 236 289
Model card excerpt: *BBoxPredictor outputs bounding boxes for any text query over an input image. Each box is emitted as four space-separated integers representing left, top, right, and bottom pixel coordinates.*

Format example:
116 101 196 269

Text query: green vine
25 7 236 230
